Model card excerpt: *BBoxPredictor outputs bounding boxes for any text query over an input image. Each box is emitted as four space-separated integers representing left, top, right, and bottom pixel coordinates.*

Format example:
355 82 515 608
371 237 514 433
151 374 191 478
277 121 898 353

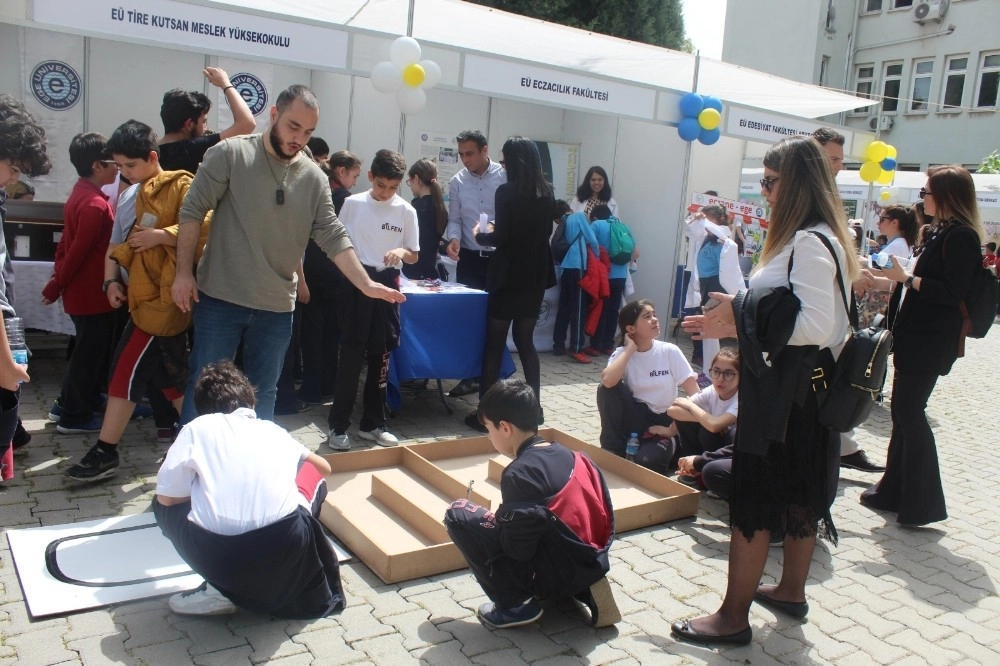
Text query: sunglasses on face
878 216 893 223
918 187 932 199
759 176 779 191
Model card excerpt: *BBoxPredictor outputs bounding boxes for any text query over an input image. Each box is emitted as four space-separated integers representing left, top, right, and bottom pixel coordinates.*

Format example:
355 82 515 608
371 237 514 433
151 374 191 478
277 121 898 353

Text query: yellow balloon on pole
886 145 897 159
866 141 888 162
403 63 426 87
876 169 895 185
879 190 891 202
859 160 882 183
697 108 721 131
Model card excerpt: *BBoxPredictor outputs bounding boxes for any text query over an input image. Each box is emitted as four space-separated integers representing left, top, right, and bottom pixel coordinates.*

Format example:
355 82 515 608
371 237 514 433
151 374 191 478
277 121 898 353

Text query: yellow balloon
886 145 897 159
866 141 888 163
697 108 721 131
876 169 895 185
403 63 425 87
859 160 882 183
879 191 891 202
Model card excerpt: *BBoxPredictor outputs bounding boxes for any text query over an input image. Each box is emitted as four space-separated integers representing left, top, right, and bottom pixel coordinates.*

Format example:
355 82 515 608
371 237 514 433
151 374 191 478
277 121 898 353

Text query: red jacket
578 246 610 336
43 179 115 315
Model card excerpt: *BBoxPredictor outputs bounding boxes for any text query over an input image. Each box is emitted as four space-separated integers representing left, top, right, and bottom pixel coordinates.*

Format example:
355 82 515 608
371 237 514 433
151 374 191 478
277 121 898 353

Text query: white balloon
390 37 422 69
419 59 442 89
397 86 426 114
371 61 402 93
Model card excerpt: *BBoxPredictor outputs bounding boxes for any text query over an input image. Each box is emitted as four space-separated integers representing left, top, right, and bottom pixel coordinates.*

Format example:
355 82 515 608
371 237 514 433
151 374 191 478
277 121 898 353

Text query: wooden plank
487 457 506 484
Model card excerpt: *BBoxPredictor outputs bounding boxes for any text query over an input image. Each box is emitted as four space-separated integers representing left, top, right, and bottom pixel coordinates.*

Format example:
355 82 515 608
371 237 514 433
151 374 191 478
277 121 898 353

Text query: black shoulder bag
802 231 893 432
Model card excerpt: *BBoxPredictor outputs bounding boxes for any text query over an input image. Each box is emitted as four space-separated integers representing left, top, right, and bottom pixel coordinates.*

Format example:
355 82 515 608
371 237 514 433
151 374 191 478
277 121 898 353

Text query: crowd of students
1 85 992 641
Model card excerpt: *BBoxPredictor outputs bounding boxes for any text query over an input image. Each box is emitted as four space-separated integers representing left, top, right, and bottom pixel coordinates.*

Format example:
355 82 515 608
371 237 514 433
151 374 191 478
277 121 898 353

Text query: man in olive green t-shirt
173 84 403 423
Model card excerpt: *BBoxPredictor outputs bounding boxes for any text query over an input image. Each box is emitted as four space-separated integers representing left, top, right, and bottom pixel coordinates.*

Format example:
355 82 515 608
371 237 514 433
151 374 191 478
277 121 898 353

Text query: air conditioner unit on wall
869 116 894 132
913 0 950 24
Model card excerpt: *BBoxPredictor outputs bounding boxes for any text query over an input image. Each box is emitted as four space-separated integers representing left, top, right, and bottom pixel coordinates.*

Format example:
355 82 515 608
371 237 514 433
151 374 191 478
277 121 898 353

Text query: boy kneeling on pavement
154 361 345 618
444 378 620 629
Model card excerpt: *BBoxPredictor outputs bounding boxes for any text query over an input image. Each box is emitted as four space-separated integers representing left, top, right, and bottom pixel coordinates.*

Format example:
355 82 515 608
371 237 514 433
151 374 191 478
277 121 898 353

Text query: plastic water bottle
625 432 640 462
5 317 28 380
875 251 893 269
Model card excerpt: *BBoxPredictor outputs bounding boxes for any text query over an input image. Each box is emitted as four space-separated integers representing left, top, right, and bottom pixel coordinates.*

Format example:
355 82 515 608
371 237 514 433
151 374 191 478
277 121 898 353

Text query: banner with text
32 0 347 70
462 54 657 120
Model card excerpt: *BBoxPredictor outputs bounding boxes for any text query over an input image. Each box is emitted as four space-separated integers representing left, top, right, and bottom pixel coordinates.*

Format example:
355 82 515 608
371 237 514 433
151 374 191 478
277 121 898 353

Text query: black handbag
803 231 893 433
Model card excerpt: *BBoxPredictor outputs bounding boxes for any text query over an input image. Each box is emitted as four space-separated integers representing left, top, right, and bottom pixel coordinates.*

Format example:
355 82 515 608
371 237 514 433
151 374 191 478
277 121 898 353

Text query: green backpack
608 217 635 265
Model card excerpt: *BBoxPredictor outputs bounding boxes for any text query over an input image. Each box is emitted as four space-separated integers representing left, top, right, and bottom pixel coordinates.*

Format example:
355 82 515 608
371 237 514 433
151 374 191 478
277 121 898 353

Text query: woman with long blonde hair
674 135 856 646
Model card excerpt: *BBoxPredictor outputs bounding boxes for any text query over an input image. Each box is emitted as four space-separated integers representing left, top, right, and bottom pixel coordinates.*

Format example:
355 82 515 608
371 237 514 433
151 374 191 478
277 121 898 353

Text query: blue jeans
180 292 292 424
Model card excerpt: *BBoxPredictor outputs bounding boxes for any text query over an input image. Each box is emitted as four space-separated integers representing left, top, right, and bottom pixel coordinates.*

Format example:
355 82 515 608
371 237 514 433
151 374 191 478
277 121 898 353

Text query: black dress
402 195 442 281
475 184 556 320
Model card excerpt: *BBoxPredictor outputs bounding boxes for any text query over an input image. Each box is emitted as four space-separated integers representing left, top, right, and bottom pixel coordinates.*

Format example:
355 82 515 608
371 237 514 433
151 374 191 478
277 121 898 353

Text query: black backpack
551 223 581 263
943 230 999 339
795 232 893 433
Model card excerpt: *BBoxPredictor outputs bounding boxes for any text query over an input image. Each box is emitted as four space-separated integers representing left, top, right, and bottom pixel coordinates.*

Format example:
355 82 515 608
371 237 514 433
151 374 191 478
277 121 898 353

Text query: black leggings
482 317 540 405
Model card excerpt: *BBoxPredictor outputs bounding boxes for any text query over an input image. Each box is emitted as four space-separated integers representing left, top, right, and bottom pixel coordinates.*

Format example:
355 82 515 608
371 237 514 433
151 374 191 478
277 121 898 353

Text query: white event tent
0 0 878 313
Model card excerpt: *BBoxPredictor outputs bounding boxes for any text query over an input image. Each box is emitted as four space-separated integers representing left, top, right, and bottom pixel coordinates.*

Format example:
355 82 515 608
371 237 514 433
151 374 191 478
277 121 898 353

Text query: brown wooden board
320 429 698 583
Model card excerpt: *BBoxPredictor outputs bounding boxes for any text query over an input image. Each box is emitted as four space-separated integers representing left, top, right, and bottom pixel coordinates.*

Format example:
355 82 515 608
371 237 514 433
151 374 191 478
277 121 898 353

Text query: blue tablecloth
387 287 516 410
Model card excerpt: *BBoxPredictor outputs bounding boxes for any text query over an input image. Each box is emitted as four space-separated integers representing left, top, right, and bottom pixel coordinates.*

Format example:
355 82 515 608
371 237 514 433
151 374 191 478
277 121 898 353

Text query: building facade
722 0 998 171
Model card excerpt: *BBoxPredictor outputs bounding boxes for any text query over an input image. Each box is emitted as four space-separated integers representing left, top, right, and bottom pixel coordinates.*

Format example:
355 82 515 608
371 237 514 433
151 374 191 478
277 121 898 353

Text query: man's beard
269 124 299 161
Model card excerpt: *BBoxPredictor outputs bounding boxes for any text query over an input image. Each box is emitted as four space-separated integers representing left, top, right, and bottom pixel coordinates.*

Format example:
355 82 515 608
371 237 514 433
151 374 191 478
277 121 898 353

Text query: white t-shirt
156 408 312 536
883 236 912 262
608 340 696 414
340 191 419 269
691 385 739 436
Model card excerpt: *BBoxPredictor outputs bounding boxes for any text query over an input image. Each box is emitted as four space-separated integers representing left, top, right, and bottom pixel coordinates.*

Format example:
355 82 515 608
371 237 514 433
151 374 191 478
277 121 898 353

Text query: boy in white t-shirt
327 150 419 451
154 361 344 618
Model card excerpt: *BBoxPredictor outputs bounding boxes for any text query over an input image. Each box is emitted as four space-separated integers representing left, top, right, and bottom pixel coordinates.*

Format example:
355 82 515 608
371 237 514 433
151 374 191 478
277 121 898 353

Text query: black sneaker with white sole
65 443 119 481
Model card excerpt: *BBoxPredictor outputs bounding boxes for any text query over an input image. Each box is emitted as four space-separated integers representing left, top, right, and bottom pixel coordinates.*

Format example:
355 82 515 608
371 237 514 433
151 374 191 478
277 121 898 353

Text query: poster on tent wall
216 58 273 133
418 132 462 195
536 142 580 203
20 28 85 201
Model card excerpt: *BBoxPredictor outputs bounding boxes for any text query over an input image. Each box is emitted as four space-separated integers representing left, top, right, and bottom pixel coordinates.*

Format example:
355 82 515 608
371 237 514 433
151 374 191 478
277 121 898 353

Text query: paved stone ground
2 321 999 665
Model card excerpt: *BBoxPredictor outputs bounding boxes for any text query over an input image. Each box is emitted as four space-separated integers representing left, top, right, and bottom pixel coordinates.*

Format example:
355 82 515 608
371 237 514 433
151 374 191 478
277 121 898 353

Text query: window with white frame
882 62 903 112
942 55 968 109
910 59 934 111
975 52 1000 109
820 56 830 87
864 0 883 11
854 64 875 113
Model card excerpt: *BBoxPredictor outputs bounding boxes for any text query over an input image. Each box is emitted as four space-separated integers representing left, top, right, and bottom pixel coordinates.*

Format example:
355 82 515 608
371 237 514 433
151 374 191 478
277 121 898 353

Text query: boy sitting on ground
444 378 620 629
154 360 345 618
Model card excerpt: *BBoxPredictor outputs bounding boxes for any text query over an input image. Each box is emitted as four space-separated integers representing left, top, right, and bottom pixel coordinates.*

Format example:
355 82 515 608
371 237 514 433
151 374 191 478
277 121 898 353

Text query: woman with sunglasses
861 165 984 526
873 204 919 267
674 135 857 645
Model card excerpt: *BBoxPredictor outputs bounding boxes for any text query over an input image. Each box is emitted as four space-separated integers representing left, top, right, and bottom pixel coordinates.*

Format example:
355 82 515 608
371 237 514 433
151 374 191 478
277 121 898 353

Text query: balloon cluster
859 141 899 185
370 37 442 115
878 186 902 205
677 93 723 145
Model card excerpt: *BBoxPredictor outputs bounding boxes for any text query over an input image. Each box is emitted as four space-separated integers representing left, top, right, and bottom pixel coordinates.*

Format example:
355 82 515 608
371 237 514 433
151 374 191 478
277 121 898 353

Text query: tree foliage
466 0 687 51
978 150 1000 174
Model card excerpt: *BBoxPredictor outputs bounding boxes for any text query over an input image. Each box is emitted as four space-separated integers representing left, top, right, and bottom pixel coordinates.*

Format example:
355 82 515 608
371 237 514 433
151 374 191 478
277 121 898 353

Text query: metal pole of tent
398 0 416 154
669 52 700 337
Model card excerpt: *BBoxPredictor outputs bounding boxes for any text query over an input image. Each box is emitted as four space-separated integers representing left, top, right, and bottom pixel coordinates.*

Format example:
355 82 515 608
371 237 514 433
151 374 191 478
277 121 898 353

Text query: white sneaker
168 582 236 616
357 427 399 447
327 431 351 451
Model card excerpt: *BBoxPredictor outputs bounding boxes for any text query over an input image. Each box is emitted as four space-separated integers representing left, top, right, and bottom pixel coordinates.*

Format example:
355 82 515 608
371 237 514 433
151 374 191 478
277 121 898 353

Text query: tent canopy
201 0 876 119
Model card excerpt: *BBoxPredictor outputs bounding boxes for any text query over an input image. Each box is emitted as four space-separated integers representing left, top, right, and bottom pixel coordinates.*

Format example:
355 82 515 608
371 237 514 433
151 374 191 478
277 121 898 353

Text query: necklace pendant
276 189 285 205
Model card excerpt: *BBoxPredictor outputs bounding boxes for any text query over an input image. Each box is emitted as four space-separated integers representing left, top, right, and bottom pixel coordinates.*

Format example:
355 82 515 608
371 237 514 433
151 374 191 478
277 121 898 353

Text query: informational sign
32 0 347 70
688 192 767 227
418 131 462 194
462 54 658 120
536 142 580 203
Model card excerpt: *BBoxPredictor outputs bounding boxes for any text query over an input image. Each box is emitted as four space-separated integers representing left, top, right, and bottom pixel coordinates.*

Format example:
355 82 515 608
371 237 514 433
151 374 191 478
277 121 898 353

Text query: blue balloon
678 117 701 141
880 157 897 171
679 92 704 118
703 95 723 112
698 128 721 145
